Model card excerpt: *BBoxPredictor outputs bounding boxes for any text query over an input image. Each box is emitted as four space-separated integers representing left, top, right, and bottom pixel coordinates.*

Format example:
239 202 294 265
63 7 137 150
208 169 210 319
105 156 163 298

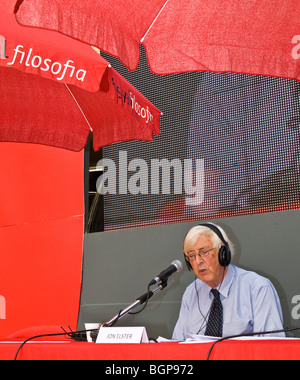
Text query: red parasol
11 0 300 81
0 5 161 151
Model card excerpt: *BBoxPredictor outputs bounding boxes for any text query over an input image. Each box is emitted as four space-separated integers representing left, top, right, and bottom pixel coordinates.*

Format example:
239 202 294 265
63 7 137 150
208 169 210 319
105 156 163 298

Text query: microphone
149 260 183 286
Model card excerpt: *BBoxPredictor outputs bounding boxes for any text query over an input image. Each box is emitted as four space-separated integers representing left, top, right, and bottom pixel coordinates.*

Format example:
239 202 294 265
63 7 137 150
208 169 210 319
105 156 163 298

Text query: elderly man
172 223 285 340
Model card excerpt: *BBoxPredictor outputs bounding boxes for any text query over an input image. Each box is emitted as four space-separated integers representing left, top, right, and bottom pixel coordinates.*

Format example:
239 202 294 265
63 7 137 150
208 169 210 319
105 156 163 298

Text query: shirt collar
195 264 236 299
218 264 235 298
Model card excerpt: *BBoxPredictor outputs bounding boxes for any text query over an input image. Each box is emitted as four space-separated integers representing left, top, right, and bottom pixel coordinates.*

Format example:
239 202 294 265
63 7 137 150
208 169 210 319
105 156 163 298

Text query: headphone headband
198 223 229 248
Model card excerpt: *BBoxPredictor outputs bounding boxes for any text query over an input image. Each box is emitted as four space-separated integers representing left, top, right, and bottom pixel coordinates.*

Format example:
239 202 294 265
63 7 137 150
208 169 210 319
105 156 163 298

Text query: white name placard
96 326 149 343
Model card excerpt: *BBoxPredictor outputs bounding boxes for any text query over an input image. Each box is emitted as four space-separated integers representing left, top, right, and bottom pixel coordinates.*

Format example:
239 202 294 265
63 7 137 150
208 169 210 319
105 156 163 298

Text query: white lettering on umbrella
5 44 87 83
110 76 154 124
130 92 153 124
291 35 300 60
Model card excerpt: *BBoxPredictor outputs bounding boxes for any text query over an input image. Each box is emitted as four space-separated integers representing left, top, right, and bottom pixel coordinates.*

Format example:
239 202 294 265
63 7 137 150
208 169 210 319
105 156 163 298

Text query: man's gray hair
183 223 234 256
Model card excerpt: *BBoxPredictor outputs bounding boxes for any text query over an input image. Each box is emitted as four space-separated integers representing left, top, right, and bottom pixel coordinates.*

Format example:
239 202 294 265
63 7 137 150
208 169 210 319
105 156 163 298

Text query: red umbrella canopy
1 4 109 92
12 0 300 81
0 5 161 151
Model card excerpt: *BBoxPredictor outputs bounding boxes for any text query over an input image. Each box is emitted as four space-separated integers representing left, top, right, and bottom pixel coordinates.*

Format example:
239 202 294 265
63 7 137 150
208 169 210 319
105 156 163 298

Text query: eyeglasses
185 247 216 262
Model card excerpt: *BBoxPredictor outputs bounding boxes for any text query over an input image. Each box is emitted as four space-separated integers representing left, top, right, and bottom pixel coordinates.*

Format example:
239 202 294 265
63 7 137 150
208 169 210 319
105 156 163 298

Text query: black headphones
184 223 231 271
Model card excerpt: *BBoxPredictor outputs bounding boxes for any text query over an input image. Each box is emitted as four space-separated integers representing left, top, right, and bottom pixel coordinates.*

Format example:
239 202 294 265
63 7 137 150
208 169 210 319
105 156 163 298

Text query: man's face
186 233 227 288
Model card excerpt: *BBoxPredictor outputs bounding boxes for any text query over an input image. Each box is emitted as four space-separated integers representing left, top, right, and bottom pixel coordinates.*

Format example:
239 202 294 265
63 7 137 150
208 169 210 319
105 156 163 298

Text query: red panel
0 143 84 227
0 143 84 337
1 340 300 360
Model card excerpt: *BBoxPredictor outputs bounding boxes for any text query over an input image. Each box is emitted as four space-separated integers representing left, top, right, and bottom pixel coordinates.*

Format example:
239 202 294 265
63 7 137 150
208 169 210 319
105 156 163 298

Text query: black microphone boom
149 260 183 286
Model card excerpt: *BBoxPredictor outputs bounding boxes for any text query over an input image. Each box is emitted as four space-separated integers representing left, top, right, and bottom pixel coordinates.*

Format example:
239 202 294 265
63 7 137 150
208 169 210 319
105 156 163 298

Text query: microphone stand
90 281 167 342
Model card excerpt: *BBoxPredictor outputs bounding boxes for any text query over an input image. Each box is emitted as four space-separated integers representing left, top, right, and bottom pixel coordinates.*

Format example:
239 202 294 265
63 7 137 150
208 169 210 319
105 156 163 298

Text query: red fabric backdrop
0 143 84 337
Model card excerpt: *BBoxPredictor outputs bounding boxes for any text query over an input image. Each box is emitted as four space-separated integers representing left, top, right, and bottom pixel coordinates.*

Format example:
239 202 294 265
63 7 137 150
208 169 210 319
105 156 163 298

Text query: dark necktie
204 289 223 337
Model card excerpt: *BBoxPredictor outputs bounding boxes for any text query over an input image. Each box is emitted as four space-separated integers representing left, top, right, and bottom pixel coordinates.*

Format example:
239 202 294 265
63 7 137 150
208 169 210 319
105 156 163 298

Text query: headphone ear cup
219 245 231 267
198 223 231 267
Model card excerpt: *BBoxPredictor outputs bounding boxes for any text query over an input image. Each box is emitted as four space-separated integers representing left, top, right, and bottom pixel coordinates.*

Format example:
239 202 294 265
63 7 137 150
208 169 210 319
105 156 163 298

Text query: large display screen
90 48 300 231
